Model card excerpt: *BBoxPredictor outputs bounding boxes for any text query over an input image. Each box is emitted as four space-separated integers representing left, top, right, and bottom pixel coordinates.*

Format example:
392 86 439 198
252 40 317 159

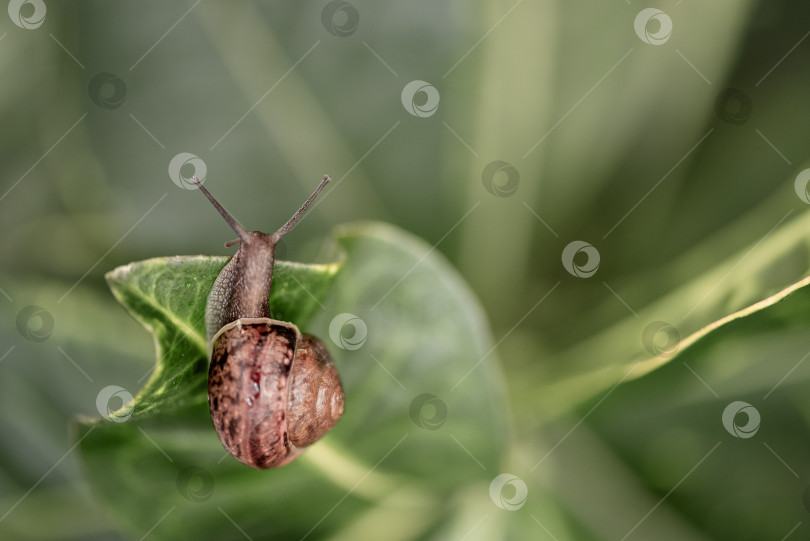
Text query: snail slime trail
192 175 345 469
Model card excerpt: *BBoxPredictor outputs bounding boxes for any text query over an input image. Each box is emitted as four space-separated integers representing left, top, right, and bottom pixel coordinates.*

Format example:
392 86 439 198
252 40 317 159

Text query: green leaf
524 208 810 423
566 282 810 540
76 222 507 541
100 255 341 419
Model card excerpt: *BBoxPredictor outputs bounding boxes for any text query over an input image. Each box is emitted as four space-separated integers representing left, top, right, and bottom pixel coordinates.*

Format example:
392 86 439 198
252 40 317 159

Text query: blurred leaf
76 222 507 541
518 223 810 540
527 207 810 421
578 285 810 540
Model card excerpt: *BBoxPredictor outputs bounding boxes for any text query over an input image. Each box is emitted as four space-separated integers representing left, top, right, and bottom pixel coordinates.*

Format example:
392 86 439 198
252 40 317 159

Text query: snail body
193 175 344 469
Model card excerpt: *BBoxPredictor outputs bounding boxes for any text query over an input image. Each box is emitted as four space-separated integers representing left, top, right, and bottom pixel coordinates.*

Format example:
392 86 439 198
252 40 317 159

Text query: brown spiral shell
208 317 345 469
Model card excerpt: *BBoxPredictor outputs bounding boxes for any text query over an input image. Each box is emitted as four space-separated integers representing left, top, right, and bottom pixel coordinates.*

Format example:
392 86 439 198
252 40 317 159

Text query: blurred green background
3 0 810 539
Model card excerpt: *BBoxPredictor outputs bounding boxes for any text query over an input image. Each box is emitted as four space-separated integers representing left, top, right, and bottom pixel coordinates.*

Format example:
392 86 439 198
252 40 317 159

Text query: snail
191 175 344 469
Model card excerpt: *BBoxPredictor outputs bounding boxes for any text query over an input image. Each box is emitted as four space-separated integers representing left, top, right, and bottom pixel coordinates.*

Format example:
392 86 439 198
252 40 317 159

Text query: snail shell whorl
288 335 345 445
208 318 344 469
